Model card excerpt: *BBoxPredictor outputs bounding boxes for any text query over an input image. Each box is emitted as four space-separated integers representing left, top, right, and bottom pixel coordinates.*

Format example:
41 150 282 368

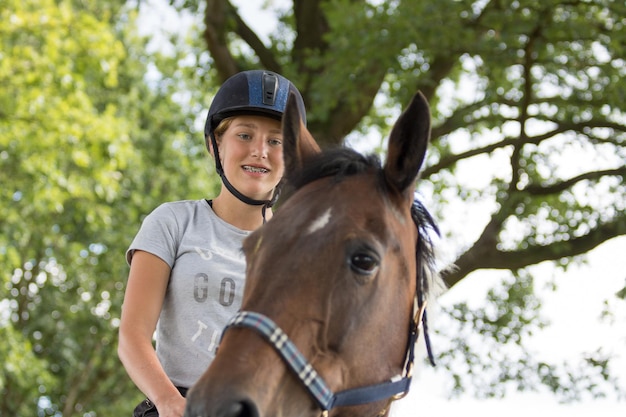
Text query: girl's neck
210 191 272 231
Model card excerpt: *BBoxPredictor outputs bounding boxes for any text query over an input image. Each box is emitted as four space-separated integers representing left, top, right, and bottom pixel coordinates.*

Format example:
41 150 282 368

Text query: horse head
185 91 441 417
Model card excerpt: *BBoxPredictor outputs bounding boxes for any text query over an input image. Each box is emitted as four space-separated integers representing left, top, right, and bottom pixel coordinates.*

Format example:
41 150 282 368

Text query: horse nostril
221 400 258 417
186 398 258 417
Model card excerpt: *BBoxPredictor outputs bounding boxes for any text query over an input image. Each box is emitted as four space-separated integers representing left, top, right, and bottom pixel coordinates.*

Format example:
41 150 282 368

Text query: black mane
285 147 381 190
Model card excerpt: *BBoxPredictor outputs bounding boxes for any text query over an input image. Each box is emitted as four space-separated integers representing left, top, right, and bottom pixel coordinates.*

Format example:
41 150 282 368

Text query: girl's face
217 115 284 201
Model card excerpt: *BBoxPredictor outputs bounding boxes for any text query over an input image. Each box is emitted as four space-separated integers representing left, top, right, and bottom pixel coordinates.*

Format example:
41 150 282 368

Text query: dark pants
133 387 188 417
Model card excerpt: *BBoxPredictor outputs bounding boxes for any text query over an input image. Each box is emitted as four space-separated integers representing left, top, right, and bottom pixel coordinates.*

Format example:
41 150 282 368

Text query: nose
250 137 268 158
184 397 259 417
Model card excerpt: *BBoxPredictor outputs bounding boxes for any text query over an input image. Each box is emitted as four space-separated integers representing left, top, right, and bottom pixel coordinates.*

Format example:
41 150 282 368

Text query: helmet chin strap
210 134 279 223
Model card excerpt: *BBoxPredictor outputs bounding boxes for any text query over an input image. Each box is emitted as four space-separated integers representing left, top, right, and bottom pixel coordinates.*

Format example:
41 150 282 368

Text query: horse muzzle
183 322 320 417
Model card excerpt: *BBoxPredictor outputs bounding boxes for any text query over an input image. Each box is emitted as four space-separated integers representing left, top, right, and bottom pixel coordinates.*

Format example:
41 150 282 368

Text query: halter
221 292 434 415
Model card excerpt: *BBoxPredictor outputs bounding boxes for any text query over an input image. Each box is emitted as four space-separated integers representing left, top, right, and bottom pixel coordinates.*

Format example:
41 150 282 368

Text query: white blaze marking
307 208 332 234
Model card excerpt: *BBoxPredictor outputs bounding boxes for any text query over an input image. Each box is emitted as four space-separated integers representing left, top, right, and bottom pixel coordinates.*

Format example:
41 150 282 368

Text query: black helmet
204 70 306 150
203 70 306 220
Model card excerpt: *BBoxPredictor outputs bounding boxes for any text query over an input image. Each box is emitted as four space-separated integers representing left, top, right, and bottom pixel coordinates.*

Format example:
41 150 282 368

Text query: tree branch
62 340 104 416
203 0 240 82
230 4 282 72
443 214 626 287
422 134 520 178
423 118 623 178
524 167 626 195
293 0 329 80
416 55 459 103
430 97 494 139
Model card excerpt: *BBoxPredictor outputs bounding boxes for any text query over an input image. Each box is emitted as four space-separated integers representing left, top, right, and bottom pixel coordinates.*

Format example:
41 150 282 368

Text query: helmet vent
262 72 278 106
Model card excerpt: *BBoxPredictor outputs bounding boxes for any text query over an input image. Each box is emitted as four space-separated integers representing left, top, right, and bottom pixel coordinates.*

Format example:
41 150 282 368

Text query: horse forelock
285 147 381 191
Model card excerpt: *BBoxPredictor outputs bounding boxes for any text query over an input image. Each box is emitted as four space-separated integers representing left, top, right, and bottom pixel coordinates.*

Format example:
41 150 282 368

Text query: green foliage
0 322 54 415
2 0 625 412
435 270 625 401
1 0 218 415
174 0 626 403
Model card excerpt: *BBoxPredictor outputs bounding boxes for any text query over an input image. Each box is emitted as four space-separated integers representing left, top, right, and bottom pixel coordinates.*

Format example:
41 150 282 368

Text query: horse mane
285 147 381 189
412 198 446 303
282 146 445 302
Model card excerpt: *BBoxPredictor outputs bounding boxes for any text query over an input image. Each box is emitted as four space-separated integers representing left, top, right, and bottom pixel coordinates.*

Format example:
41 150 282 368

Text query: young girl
118 71 307 417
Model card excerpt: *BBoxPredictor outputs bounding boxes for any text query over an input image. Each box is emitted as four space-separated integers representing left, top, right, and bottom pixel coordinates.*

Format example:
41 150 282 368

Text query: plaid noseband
222 310 424 413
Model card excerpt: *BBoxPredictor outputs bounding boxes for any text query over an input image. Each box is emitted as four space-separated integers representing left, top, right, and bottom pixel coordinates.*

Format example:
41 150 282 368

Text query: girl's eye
238 133 251 141
268 138 282 146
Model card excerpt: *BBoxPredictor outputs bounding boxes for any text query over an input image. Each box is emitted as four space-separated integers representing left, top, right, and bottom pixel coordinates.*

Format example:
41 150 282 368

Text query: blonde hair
213 117 234 142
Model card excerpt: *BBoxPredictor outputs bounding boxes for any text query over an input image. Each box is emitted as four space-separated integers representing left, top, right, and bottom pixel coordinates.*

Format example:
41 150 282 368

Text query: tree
179 0 626 401
1 0 624 414
0 0 218 415
193 0 626 278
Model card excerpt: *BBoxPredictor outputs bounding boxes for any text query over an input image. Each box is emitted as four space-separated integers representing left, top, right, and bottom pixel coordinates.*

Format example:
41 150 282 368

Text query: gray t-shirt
126 199 251 388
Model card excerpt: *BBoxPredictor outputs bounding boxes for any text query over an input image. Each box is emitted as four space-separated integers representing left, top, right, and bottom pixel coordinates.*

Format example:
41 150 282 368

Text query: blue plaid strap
224 311 335 410
223 310 416 412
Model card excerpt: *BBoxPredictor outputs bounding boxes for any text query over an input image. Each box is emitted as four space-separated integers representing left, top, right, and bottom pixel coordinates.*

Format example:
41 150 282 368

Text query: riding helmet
204 70 306 151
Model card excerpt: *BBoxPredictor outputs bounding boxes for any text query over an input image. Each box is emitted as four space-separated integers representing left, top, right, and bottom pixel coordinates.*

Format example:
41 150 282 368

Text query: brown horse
185 91 443 417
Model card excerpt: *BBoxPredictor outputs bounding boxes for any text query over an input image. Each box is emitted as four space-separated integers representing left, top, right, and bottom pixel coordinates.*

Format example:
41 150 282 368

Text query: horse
184 91 444 417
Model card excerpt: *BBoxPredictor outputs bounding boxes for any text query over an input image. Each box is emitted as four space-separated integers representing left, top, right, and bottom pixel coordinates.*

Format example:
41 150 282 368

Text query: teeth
244 166 268 173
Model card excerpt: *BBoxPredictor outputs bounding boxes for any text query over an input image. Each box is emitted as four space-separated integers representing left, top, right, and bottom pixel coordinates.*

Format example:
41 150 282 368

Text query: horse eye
350 253 379 275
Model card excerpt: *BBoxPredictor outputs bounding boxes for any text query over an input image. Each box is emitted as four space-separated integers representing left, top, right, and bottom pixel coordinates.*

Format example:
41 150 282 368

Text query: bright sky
395 236 626 416
137 1 626 414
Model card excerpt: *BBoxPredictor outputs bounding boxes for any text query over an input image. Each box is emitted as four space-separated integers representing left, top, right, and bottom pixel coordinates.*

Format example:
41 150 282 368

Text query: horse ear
282 92 321 174
383 91 431 194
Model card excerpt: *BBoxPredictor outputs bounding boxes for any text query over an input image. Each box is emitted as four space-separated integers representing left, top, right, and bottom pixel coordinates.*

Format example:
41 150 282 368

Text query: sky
395 235 626 417
137 1 626 415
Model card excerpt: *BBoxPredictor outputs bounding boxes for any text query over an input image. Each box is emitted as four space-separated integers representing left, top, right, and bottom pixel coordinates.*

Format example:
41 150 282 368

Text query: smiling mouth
243 165 269 174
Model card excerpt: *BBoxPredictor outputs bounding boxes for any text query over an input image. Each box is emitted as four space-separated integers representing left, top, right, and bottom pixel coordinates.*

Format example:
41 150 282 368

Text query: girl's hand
155 394 186 417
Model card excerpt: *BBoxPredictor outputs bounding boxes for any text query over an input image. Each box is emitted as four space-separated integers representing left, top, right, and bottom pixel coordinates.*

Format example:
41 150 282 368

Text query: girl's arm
118 250 186 417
